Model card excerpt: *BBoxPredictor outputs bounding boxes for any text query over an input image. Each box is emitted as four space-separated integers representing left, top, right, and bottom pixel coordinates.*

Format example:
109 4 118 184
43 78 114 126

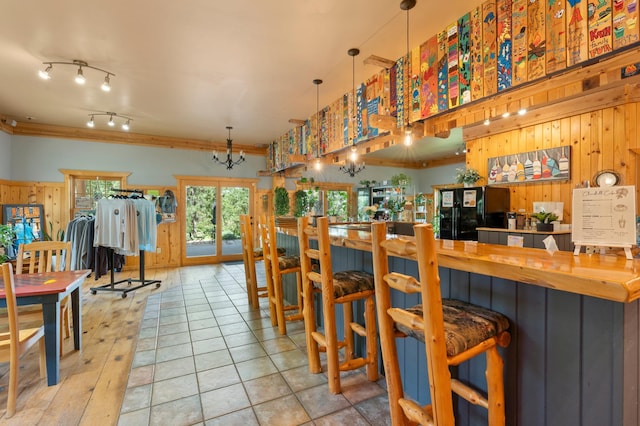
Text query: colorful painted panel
380 69 391 116
458 13 472 105
437 29 449 111
410 46 421 122
357 83 365 141
420 36 439 118
487 146 570 184
589 0 613 58
389 64 397 119
613 0 639 49
395 57 405 127
470 7 484 100
567 0 589 65
497 0 513 91
368 97 380 138
512 0 528 86
482 0 498 97
527 0 546 80
546 0 567 73
343 94 349 147
447 21 460 108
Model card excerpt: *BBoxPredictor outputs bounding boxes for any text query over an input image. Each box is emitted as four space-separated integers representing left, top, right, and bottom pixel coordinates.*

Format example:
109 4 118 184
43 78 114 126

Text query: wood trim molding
14 122 268 156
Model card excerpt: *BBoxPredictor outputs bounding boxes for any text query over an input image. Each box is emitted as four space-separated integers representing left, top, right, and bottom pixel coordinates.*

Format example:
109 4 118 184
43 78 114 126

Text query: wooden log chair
16 241 73 356
240 215 286 309
370 222 511 425
0 263 46 418
297 216 378 394
260 215 303 335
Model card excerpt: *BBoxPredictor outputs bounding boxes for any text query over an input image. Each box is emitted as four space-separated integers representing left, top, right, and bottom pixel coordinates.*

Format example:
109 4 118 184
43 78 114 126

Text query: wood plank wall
0 180 181 269
465 102 640 223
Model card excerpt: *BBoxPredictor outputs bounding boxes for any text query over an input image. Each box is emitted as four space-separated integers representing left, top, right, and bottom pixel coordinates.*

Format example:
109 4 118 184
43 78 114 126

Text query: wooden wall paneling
580 112 593 186
590 110 604 177
602 107 615 171
612 106 627 183
550 120 562 205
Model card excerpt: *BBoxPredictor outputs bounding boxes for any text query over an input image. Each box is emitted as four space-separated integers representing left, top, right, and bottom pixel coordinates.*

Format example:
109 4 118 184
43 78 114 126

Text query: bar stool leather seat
399 300 510 357
313 270 375 298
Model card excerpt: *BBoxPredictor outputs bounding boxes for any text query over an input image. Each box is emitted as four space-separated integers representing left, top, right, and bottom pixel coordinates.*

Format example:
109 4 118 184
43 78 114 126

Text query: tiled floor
117 263 391 426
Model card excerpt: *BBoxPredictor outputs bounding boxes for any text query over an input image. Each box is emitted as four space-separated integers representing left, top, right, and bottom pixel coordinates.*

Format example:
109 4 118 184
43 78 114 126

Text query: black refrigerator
439 186 510 240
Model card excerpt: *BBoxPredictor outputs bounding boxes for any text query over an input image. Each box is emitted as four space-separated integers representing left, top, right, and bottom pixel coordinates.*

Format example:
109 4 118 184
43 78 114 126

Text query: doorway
179 177 256 265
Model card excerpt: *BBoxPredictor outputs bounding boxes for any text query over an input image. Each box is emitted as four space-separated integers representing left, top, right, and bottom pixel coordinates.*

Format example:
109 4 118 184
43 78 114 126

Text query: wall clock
592 170 620 187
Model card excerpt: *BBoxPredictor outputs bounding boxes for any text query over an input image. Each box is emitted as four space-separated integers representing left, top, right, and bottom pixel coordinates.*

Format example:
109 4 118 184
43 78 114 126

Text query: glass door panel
185 185 217 258
219 186 249 256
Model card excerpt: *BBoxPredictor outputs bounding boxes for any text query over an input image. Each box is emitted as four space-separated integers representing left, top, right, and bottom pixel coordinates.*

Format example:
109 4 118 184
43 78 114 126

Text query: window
61 169 130 220
295 181 353 221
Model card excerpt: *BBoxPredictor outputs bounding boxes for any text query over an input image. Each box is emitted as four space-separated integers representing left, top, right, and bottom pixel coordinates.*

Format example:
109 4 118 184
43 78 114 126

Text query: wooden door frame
175 176 257 266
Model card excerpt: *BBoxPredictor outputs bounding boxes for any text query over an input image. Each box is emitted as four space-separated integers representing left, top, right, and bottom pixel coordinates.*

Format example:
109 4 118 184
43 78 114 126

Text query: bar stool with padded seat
297 216 378 394
371 221 511 425
239 215 286 309
260 215 303 334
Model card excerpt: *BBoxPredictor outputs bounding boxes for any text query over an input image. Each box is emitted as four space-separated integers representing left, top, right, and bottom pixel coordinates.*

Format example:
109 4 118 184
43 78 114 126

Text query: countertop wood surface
277 224 640 303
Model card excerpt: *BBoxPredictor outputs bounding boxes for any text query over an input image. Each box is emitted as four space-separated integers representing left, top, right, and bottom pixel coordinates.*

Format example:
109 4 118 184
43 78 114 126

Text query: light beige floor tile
253 394 310 426
154 356 195 382
229 342 267 363
270 349 308 371
149 394 203 426
151 373 199 406
243 373 292 405
194 349 233 371
200 383 251 419
281 365 328 392
235 356 278 381
197 364 241 393
296 383 350 419
127 365 155 388
120 384 152 413
314 407 371 426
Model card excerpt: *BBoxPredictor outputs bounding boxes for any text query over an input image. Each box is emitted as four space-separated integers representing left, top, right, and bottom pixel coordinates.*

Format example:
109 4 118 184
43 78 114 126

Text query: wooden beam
12 121 268 155
364 55 396 69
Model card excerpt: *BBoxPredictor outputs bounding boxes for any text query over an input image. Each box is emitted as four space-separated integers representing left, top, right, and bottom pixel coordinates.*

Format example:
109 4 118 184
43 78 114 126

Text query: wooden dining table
0 269 91 386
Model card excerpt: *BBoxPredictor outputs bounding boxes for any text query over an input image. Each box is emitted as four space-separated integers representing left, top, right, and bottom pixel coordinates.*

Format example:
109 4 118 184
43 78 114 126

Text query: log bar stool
240 215 286 309
298 216 378 394
261 215 303 334
371 222 511 425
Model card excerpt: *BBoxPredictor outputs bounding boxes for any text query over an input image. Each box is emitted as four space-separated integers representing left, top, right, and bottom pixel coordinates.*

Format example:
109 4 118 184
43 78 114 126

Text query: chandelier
212 126 246 170
39 59 115 91
339 47 365 177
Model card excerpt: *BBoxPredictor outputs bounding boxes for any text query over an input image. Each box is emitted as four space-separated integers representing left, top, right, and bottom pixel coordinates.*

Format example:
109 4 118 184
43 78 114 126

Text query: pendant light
313 78 323 171
400 0 416 146
339 47 365 177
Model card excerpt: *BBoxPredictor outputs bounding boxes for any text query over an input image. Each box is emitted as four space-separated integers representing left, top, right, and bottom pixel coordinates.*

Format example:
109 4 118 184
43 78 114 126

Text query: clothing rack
90 248 160 298
90 190 161 298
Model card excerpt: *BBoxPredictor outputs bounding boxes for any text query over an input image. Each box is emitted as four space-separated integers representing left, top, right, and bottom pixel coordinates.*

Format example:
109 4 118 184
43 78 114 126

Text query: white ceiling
0 0 481 162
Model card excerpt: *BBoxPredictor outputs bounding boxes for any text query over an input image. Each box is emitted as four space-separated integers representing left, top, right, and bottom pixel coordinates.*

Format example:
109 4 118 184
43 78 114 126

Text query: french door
178 176 256 265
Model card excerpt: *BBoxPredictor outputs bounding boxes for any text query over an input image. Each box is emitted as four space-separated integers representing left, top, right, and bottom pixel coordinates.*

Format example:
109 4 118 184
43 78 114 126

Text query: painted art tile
437 29 449 111
512 0 528 85
447 21 460 108
527 0 546 80
546 0 567 73
613 0 639 49
497 0 513 91
458 12 471 105
482 0 498 96
470 7 484 100
567 0 589 65
420 35 439 118
588 0 613 58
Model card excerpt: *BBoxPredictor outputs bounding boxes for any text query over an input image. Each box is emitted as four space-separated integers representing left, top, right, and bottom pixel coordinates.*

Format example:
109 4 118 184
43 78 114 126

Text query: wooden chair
260 215 303 335
16 241 72 355
370 222 511 425
240 215 284 309
0 263 46 418
297 216 378 394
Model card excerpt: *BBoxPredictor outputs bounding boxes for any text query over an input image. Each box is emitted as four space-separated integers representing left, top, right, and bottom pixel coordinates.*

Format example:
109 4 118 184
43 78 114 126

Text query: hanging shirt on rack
132 198 157 252
94 198 139 256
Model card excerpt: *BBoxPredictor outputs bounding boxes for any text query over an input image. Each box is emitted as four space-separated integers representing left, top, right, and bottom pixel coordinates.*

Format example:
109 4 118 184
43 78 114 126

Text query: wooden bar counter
276 223 640 426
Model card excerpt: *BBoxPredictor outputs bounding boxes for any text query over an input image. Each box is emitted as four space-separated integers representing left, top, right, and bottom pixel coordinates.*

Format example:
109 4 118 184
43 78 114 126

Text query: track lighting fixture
339 47 365 177
212 126 246 170
86 112 133 131
39 59 115 90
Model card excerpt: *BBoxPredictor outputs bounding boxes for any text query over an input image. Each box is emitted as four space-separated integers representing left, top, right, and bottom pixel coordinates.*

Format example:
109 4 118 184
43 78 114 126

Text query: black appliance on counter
439 186 510 240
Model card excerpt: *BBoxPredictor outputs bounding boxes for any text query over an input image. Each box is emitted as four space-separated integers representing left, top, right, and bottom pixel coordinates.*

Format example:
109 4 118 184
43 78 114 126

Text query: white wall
10 135 273 188
0 131 11 179
415 162 464 194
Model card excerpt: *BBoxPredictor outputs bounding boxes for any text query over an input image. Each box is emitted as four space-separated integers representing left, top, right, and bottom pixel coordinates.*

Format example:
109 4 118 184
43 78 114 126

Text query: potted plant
0 224 15 263
293 190 308 217
532 211 559 232
415 193 426 212
274 187 290 216
456 168 483 187
390 173 411 189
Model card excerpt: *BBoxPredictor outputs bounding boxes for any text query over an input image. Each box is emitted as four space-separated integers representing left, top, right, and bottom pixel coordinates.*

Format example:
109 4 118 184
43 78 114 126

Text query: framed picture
487 145 570 184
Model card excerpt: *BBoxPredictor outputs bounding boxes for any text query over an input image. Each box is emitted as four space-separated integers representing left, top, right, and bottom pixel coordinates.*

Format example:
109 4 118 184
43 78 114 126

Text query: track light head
75 67 86 85
107 115 115 126
87 116 95 128
39 64 52 80
122 119 130 131
101 75 111 92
